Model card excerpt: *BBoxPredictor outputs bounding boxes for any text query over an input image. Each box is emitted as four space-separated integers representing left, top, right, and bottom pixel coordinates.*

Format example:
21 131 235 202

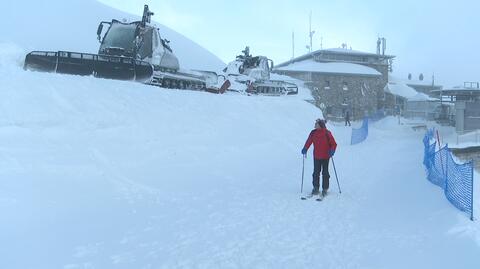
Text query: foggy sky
98 0 480 87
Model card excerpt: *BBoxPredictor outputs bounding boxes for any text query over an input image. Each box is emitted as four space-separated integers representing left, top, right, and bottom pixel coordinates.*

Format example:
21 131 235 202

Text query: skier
301 119 337 197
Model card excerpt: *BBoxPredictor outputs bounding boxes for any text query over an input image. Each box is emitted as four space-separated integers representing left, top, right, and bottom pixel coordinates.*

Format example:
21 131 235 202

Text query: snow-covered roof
384 82 418 99
444 86 480 91
407 80 436 87
408 92 438 101
385 82 438 101
322 48 381 56
275 59 381 76
276 48 395 69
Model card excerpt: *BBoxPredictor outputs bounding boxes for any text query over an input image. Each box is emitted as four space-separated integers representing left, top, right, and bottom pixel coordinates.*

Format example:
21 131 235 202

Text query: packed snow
1 42 480 268
1 1 480 269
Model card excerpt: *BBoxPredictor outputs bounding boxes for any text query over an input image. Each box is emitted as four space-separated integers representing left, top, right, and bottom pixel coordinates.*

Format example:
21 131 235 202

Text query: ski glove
301 148 307 155
329 149 335 157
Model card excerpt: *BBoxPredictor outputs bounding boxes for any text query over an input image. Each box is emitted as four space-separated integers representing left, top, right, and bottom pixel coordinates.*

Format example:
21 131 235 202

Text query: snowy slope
1 42 480 269
1 0 224 71
2 1 480 268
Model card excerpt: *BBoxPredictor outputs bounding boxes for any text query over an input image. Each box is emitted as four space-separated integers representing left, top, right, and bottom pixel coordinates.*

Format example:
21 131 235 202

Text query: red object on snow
219 79 231 94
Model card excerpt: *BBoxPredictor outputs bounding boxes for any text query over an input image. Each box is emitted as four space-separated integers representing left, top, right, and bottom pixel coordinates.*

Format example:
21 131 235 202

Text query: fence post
471 160 474 221
436 130 442 150
445 144 449 193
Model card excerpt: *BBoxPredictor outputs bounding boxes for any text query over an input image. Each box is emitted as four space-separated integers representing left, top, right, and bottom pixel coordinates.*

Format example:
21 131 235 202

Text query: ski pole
301 154 305 193
331 157 342 194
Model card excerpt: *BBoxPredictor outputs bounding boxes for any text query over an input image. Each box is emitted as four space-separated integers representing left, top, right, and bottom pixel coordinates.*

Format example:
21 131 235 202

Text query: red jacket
303 128 337 159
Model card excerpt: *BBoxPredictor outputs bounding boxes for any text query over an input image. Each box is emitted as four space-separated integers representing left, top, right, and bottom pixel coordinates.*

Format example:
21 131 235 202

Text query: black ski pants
312 158 330 191
345 116 351 126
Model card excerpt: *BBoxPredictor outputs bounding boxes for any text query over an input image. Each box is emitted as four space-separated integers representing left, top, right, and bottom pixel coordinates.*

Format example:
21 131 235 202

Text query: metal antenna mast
292 31 295 59
308 11 315 53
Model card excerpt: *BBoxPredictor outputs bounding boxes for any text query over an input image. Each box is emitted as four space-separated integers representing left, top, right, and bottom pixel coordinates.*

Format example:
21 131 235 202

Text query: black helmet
315 118 326 128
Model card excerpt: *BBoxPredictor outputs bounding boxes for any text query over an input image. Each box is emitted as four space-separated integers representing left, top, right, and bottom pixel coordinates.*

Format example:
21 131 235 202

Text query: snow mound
1 3 480 268
1 44 480 268
1 0 224 71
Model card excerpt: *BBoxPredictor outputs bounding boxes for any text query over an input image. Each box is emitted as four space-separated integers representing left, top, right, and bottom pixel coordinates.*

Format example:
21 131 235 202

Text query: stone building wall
277 70 388 120
309 73 385 120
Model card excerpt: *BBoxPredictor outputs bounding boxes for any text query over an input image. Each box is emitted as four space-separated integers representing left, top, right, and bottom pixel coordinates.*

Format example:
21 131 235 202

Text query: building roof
274 59 381 76
322 48 394 58
276 47 395 68
431 86 480 97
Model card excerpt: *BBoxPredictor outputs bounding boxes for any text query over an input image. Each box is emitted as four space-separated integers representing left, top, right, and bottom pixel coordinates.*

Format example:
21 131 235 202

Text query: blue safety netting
351 117 369 145
350 110 385 145
422 129 474 220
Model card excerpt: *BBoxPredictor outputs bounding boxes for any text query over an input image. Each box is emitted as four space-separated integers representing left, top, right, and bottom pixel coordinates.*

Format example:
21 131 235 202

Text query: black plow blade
24 51 154 83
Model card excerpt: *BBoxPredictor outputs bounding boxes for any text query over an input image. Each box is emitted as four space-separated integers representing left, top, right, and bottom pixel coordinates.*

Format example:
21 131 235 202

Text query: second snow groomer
301 119 337 197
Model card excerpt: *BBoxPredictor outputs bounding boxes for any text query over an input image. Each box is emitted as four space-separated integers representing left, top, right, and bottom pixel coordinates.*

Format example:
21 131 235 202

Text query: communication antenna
377 37 381 55
308 11 315 53
292 31 295 59
382 37 386 55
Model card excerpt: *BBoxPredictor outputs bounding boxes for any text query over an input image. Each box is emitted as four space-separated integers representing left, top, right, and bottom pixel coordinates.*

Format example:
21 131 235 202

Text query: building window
324 80 331 90
343 82 348 91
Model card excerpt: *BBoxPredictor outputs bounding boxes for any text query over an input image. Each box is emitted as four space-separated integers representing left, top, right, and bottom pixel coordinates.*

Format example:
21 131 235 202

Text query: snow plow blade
24 51 154 82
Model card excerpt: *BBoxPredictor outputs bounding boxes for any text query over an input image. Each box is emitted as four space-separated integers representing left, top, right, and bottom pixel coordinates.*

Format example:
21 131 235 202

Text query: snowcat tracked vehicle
222 47 298 95
24 5 209 90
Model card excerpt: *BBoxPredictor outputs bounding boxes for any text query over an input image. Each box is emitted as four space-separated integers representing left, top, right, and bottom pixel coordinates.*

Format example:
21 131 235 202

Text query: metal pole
437 130 445 178
331 157 342 194
445 144 449 196
301 155 305 193
471 160 474 221
292 31 295 59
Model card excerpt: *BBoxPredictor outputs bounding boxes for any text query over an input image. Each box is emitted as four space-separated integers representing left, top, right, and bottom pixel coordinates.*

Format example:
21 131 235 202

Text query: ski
300 194 316 200
301 194 320 200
